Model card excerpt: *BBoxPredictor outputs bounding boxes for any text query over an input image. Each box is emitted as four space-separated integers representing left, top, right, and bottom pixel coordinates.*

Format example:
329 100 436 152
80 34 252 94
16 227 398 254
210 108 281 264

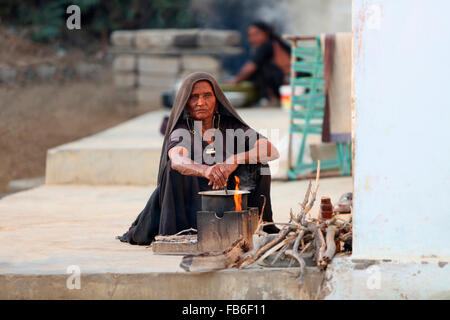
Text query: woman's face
186 80 217 121
247 26 269 48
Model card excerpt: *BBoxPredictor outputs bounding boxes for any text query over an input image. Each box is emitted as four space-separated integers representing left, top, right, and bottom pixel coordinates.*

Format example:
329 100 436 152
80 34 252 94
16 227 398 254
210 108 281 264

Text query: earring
213 111 220 130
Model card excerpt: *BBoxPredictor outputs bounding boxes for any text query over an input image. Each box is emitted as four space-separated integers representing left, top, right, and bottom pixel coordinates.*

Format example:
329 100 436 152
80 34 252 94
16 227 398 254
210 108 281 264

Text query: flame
234 176 242 211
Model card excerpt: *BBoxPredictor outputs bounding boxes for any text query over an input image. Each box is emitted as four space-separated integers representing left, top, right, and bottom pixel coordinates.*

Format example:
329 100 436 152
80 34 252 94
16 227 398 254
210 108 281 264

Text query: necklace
186 112 220 134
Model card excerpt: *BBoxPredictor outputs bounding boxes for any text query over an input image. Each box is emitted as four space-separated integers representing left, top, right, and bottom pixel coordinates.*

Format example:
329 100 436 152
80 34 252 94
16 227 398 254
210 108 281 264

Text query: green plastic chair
286 36 351 178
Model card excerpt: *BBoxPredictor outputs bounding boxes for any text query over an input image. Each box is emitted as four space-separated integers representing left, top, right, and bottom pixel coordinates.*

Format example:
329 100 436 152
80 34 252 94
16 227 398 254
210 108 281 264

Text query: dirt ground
0 79 139 194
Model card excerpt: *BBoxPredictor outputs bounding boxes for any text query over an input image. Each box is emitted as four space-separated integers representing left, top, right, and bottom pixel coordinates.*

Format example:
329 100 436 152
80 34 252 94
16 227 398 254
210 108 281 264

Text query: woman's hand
203 163 238 189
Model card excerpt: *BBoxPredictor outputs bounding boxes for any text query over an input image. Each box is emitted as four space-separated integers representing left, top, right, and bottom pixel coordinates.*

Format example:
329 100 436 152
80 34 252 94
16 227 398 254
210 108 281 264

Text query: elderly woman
118 72 280 245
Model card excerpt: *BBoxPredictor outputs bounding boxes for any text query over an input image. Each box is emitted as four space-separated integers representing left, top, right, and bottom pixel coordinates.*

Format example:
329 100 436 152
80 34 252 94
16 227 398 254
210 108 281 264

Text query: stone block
75 62 101 79
137 56 180 75
198 29 241 47
36 64 57 81
112 54 136 72
0 67 17 84
135 29 176 49
138 73 177 89
181 55 221 71
110 30 136 47
173 30 200 47
114 72 136 88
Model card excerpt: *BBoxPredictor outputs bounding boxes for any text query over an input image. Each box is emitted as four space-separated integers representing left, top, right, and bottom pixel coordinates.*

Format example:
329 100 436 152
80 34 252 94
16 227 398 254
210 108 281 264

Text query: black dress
118 115 276 245
249 40 285 99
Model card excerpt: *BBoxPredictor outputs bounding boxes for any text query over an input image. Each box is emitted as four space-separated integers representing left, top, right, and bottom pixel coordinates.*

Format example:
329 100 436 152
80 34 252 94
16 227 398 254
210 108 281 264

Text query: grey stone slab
198 29 241 47
137 56 180 74
109 46 244 56
181 55 221 70
110 30 136 47
0 67 17 84
112 54 136 72
36 64 57 81
173 33 199 48
135 29 176 49
114 72 136 88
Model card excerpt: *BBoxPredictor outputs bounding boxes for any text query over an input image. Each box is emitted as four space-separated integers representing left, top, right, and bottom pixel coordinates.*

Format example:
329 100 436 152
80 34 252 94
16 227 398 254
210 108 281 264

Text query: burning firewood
180 160 353 283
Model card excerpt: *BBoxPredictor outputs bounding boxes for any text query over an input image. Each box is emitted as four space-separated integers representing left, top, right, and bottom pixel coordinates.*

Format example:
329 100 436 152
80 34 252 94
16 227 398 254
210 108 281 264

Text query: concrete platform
0 177 351 299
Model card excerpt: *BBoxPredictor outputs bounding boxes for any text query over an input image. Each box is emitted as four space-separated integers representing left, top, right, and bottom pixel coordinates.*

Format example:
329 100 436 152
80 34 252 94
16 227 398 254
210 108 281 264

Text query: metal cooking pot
198 190 250 218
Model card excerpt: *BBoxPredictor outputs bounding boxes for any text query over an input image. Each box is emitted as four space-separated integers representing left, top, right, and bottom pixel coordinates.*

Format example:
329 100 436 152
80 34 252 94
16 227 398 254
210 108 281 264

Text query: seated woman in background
118 72 280 245
228 21 291 105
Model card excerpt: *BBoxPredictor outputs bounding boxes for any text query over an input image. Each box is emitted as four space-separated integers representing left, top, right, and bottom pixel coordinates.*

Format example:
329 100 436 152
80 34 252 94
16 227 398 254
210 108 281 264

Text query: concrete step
0 268 324 300
45 108 301 186
45 109 169 186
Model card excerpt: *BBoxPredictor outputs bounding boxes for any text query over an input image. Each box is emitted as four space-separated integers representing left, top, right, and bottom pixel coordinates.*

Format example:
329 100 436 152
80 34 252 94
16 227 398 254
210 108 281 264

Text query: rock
36 64 57 81
75 62 101 79
112 54 136 72
198 29 241 47
110 30 136 47
137 56 180 75
0 67 17 84
56 48 67 58
24 67 36 82
62 66 75 80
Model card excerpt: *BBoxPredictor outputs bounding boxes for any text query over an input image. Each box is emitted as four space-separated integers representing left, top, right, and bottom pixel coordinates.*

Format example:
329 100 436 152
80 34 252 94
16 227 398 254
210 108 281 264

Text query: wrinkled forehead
190 79 215 95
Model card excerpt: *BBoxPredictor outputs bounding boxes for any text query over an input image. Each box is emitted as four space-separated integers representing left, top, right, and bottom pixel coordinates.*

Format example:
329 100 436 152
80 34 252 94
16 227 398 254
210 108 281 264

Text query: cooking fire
234 176 242 211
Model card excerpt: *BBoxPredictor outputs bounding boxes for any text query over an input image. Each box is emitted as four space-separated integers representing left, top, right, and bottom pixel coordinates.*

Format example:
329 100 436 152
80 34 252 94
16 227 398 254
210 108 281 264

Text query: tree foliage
0 0 198 42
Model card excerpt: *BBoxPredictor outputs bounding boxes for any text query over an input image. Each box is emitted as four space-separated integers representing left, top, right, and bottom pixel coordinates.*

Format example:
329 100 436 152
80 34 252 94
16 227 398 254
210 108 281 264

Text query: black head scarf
250 20 291 54
157 72 249 185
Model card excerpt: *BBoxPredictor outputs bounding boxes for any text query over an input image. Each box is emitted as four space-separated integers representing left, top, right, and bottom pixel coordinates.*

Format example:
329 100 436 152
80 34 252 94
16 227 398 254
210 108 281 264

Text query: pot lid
198 190 250 196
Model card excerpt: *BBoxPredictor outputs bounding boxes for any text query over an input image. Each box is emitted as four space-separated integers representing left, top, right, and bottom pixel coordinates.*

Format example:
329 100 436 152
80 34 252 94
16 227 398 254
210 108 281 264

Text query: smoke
190 0 290 73
191 0 289 31
232 164 259 191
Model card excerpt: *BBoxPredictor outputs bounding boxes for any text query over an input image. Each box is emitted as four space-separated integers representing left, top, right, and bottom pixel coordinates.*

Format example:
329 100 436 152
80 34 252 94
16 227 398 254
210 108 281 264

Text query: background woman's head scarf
157 72 249 185
250 20 291 54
